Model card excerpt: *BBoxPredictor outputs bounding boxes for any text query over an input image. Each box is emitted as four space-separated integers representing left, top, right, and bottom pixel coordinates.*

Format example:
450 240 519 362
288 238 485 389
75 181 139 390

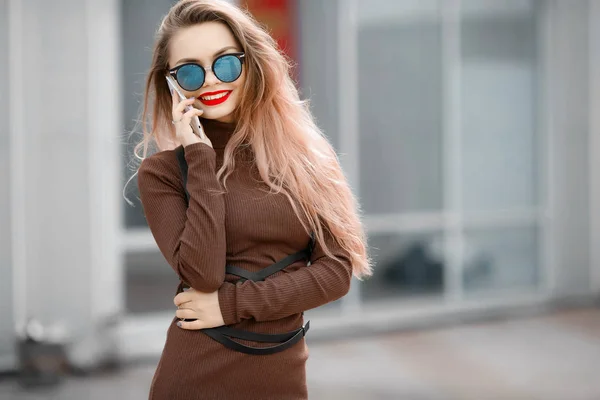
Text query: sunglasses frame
168 52 246 92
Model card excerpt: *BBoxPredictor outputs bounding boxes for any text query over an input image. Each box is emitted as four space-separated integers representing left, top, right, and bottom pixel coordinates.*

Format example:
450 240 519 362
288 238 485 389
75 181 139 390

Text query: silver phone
165 75 205 139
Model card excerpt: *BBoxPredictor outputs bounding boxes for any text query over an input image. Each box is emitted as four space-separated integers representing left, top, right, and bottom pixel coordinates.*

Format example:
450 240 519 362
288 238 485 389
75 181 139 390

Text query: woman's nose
203 68 219 87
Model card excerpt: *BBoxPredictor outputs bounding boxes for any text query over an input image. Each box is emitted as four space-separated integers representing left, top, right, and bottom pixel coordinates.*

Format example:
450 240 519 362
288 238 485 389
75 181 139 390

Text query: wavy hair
135 0 371 278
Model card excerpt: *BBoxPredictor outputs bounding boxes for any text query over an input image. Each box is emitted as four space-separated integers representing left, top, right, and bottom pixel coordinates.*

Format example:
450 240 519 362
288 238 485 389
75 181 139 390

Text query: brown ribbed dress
137 118 353 400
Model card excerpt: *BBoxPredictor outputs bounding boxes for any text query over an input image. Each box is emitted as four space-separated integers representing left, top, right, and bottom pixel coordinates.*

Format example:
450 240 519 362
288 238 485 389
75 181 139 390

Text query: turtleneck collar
200 117 237 150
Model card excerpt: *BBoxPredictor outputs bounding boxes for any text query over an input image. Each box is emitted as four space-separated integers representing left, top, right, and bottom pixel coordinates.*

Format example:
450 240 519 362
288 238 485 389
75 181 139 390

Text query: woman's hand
171 90 213 148
174 288 225 330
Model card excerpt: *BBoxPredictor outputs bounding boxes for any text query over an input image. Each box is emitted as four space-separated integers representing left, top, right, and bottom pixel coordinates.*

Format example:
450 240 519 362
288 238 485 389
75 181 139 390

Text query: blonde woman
136 0 371 398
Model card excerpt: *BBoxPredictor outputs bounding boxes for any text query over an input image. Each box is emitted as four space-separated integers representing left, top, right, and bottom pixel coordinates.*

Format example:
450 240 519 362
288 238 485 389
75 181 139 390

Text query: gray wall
550 0 591 295
0 0 15 370
7 0 120 368
16 0 92 332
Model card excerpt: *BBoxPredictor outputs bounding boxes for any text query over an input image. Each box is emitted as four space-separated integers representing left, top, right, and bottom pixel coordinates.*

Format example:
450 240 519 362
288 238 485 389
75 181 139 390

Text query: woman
136 0 371 398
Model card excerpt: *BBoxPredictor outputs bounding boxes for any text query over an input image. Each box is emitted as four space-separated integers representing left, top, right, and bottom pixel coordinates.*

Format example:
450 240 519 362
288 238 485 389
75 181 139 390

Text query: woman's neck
199 117 237 149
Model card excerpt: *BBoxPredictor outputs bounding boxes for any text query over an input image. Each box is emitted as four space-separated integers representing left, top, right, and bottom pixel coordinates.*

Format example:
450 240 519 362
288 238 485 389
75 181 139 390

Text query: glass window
125 250 179 314
362 232 445 302
121 0 180 314
460 0 540 212
121 0 173 228
463 226 539 293
298 0 340 149
357 1 444 214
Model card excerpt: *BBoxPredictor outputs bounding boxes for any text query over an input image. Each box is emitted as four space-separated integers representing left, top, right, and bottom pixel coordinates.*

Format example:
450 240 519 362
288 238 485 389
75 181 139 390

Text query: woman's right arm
137 142 226 293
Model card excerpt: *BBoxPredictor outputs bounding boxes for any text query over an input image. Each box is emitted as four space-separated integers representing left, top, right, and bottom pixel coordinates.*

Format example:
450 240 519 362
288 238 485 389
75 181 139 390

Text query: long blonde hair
135 0 372 278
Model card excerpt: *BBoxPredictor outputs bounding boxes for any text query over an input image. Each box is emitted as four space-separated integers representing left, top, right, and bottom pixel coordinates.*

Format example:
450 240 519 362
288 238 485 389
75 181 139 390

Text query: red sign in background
242 0 299 81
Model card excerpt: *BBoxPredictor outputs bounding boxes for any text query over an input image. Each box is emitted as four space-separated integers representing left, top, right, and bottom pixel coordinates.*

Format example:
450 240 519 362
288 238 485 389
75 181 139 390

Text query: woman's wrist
218 283 238 326
181 134 202 147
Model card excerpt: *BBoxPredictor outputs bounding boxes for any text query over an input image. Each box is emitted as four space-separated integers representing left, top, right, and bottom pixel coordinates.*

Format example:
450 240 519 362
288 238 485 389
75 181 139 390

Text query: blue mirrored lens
177 64 205 91
214 55 242 83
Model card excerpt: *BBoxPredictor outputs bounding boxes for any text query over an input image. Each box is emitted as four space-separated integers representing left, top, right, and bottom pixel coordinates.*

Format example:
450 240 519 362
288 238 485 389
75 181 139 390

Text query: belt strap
175 146 190 202
225 247 311 282
211 325 304 342
202 321 309 356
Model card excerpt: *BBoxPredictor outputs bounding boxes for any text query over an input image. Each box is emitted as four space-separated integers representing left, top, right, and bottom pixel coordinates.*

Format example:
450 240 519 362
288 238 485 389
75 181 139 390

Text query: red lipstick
199 90 232 106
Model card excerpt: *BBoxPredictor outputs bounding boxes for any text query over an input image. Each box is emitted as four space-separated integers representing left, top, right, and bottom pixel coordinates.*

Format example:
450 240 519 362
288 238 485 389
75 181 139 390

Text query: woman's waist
169 313 306 350
169 312 304 331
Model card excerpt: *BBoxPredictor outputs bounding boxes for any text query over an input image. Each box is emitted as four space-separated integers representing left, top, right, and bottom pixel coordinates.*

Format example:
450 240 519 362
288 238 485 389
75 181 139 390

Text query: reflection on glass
362 233 445 302
125 251 179 314
462 226 539 292
357 3 443 214
461 0 539 211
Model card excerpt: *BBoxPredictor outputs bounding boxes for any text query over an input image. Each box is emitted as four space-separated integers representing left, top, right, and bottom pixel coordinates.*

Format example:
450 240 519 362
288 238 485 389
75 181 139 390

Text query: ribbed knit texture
137 118 353 400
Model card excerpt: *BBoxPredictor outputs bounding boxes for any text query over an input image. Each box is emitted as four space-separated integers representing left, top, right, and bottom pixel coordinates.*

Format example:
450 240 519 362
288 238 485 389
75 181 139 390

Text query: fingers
175 308 198 319
176 319 205 330
171 90 193 111
183 107 204 121
171 90 183 117
171 99 204 144
173 97 197 116
174 291 193 307
171 93 197 124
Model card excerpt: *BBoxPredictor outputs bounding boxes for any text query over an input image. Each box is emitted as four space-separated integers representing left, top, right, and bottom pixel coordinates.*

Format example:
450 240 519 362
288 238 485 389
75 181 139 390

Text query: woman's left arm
216 228 353 325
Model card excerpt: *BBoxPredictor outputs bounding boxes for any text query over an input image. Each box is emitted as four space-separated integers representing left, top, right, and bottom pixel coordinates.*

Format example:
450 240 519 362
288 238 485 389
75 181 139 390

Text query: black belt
175 145 314 355
202 321 310 356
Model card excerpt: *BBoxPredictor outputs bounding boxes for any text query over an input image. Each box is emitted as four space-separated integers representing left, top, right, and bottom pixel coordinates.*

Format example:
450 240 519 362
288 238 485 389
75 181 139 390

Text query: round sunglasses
168 52 245 92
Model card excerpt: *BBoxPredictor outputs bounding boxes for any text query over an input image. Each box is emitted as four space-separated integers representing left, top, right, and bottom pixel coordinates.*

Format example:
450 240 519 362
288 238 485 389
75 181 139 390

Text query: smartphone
165 75 205 139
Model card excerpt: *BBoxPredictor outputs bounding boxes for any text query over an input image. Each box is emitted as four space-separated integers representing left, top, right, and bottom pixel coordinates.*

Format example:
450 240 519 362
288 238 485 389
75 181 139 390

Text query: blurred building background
1 0 600 398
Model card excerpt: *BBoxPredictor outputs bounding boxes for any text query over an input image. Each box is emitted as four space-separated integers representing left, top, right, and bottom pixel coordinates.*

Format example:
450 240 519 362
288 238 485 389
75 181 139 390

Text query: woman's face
168 22 246 123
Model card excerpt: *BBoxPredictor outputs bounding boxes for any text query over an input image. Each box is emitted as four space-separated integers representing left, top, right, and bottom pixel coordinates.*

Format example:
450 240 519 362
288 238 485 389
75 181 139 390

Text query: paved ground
1 307 599 400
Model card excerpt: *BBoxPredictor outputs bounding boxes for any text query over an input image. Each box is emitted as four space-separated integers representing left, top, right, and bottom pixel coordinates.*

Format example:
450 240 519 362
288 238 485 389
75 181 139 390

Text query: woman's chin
203 110 235 123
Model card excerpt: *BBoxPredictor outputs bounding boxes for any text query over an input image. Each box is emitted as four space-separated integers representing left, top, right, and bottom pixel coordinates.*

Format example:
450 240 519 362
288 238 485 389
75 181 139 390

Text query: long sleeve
137 143 226 293
217 227 353 324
